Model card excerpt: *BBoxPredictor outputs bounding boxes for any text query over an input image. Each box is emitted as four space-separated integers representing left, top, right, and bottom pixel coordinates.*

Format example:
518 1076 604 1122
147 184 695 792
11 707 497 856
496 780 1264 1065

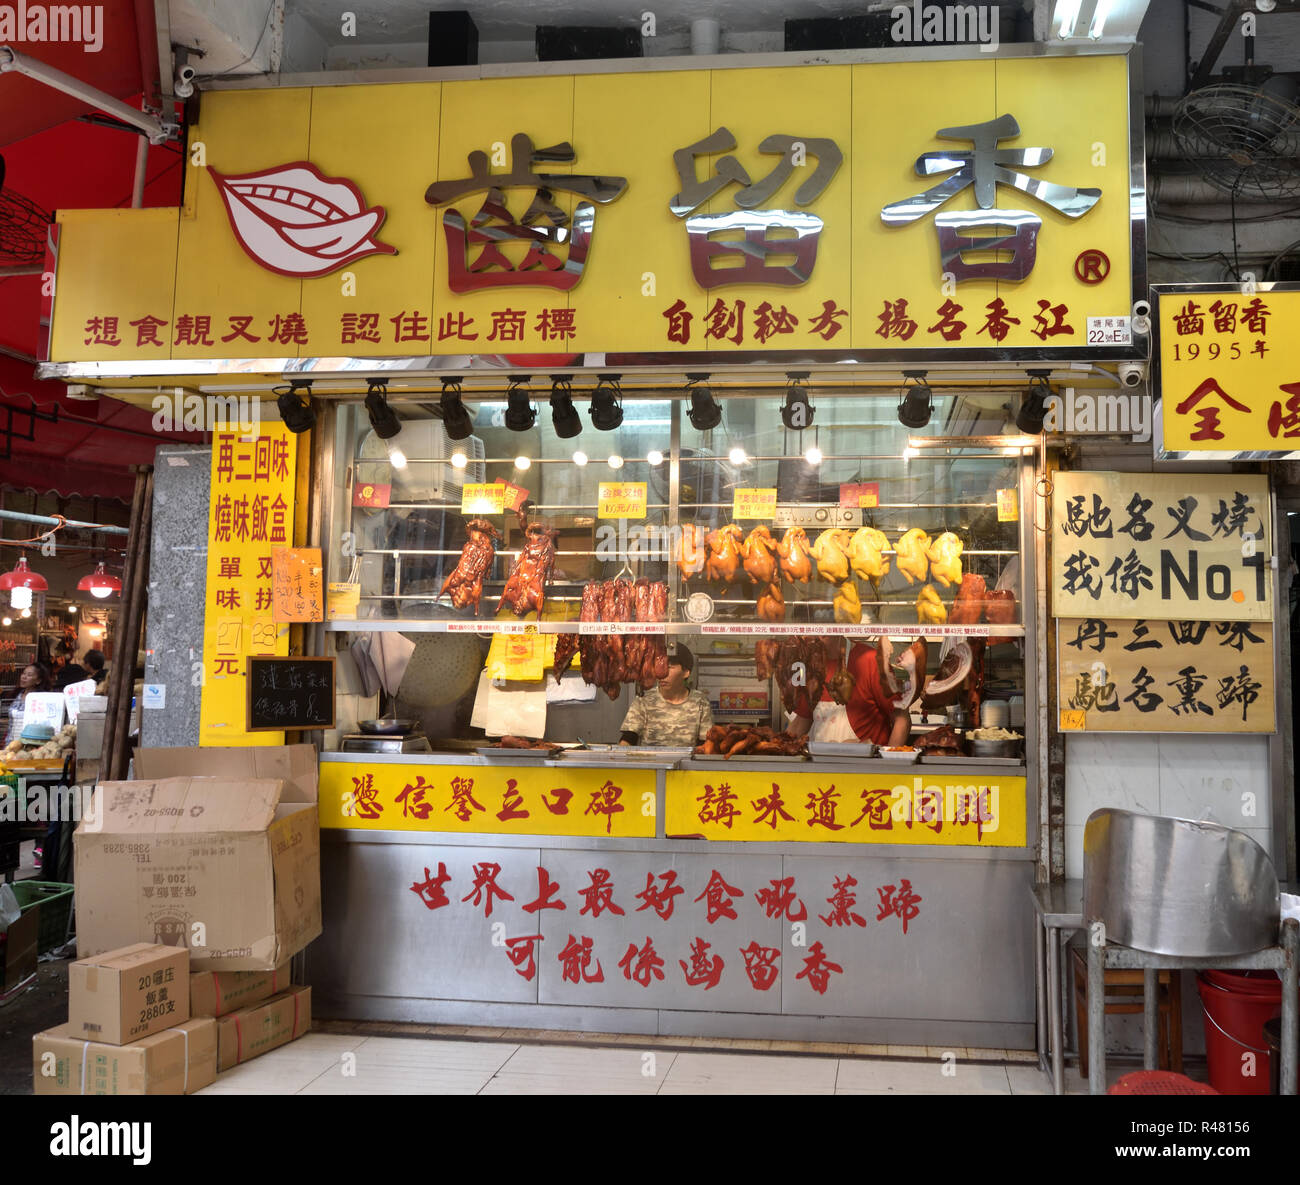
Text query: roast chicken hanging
848 526 890 584
705 524 744 584
926 531 964 588
811 528 852 584
676 522 707 580
777 527 812 583
894 528 932 584
439 519 500 613
741 525 779 585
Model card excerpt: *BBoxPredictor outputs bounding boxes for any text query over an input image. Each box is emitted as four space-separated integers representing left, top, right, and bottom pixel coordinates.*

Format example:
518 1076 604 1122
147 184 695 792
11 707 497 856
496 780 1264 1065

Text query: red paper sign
839 482 879 509
353 481 391 508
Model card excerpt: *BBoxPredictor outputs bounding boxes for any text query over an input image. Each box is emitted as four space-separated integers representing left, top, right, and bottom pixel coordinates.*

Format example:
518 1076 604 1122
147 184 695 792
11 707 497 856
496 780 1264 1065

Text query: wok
358 717 419 735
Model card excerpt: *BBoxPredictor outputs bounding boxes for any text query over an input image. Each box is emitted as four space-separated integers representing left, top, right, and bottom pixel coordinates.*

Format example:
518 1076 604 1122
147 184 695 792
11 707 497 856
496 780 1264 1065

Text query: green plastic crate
9 881 73 954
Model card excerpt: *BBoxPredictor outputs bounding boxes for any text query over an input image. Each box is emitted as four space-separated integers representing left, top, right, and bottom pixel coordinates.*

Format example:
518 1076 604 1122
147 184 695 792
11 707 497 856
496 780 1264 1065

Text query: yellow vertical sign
200 425 297 745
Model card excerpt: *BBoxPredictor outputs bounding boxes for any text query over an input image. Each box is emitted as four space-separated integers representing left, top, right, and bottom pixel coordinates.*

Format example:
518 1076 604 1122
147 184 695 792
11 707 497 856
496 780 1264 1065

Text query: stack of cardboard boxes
33 745 322 1095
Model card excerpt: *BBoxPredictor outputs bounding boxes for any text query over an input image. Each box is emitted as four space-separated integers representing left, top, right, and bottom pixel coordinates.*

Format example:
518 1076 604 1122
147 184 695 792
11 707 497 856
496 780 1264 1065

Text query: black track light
439 379 473 441
781 373 814 431
897 371 932 430
549 375 582 439
590 374 624 431
275 379 315 434
1017 371 1052 435
505 376 536 432
685 375 721 432
365 379 406 469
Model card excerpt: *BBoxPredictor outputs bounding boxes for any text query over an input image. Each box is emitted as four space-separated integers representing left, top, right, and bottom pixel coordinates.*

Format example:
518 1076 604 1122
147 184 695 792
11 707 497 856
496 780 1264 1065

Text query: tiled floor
194 1027 1140 1095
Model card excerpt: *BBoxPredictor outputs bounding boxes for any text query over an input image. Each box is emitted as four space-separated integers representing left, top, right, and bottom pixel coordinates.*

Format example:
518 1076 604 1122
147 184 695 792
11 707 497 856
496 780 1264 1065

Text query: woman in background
4 661 54 746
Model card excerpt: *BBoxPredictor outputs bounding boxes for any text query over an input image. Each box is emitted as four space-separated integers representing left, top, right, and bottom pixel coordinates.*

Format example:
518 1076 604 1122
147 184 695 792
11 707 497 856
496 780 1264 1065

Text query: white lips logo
209 161 397 277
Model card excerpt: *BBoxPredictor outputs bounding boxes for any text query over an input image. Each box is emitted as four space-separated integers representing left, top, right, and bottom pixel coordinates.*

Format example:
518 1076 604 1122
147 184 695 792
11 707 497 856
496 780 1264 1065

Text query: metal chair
1082 808 1298 1095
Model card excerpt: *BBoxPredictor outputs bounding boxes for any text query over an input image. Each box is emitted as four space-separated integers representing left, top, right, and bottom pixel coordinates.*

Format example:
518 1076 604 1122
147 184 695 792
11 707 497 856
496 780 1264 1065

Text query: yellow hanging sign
598 481 647 519
461 482 506 515
733 489 778 520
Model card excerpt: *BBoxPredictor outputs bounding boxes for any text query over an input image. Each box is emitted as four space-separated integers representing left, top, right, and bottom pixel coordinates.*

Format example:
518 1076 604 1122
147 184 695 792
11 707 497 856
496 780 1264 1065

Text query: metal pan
358 718 419 735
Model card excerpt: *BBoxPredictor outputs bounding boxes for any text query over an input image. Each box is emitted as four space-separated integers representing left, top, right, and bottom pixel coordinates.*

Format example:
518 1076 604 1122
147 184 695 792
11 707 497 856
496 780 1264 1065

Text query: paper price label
352 481 390 508
997 487 1019 522
461 483 506 515
1059 709 1086 731
598 481 648 519
326 582 361 620
733 488 778 520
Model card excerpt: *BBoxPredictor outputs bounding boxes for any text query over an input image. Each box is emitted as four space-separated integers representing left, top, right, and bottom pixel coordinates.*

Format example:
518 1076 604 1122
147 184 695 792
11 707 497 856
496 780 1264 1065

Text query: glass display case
326 389 1031 752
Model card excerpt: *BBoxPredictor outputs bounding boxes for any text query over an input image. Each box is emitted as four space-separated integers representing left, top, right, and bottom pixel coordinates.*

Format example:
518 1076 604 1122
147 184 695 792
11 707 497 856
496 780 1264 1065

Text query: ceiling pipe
690 19 721 54
0 46 177 143
0 508 129 535
1149 172 1294 204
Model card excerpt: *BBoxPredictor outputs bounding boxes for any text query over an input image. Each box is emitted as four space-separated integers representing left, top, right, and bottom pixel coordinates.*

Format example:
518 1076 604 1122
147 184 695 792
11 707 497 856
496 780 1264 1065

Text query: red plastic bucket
1197 971 1284 1095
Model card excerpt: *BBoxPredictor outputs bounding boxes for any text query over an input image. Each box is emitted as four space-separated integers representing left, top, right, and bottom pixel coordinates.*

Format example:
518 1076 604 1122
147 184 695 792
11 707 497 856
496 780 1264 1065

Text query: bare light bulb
68 605 77 613
572 450 588 466
728 446 747 465
384 438 407 469
1 617 10 627
10 586 32 610
20 607 31 618
90 586 112 599
514 455 531 471
607 455 624 470
804 446 823 466
646 450 664 466
450 451 468 469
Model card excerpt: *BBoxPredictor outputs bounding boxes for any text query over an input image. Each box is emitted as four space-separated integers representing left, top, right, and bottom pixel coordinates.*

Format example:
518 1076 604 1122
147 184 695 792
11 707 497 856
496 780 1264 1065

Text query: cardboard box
33 1017 217 1095
216 985 311 1071
1 905 39 993
74 745 321 972
69 943 190 1045
190 962 291 1018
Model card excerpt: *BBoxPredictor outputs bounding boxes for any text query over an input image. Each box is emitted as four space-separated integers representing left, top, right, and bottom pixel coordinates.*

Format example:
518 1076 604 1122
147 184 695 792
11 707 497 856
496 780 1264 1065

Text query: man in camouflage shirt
620 645 713 747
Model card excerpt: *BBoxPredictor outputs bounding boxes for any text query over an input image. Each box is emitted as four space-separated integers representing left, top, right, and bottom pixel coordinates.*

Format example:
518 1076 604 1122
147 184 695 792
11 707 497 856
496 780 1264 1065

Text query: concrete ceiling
287 0 952 44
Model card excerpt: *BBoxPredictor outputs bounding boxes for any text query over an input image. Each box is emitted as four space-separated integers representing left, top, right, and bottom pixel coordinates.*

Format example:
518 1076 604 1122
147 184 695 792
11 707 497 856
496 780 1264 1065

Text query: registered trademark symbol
1074 249 1110 284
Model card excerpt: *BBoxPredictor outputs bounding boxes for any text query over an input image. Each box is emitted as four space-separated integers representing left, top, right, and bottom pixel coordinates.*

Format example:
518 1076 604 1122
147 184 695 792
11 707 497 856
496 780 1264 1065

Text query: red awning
0 0 160 147
0 353 205 501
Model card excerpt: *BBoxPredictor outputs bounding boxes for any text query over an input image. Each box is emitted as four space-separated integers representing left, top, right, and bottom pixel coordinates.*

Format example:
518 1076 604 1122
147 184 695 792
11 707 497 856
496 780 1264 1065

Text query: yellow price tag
733 488 777 520
997 488 1019 522
326 582 361 620
462 482 506 515
598 481 647 519
858 492 878 509
1059 709 1086 731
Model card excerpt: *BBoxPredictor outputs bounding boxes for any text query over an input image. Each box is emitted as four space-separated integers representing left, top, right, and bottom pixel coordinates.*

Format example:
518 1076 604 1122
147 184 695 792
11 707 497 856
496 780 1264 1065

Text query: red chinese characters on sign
795 941 843 995
496 778 530 823
348 773 383 820
504 934 543 981
1174 377 1251 443
876 879 923 934
751 783 795 830
679 938 725 990
395 776 433 820
410 862 452 910
522 866 566 913
558 934 604 984
739 941 780 991
754 876 807 922
584 780 625 834
461 862 514 918
695 870 744 924
618 937 666 987
805 785 845 831
697 782 741 830
819 874 867 928
635 871 684 921
446 776 486 823
850 787 894 831
578 868 625 918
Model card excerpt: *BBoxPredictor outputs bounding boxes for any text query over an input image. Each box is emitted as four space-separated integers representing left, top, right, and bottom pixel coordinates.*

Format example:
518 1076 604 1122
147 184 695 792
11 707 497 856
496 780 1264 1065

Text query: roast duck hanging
439 519 500 612
498 522 558 616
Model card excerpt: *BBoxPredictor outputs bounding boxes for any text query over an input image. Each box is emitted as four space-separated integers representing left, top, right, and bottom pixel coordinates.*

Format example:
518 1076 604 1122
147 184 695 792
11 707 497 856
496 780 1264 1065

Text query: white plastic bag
0 882 21 933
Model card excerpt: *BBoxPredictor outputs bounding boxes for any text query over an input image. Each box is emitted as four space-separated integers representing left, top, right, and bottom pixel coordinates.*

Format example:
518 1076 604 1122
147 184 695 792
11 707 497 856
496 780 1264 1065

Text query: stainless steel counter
307 751 1038 1044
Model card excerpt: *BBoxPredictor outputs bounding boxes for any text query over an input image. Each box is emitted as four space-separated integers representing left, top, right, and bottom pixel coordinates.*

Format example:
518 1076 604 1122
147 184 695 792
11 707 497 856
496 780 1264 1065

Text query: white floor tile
351 1037 519 1073
1006 1065 1054 1095
659 1052 837 1095
298 1067 492 1095
835 1058 1010 1094
490 1044 671 1093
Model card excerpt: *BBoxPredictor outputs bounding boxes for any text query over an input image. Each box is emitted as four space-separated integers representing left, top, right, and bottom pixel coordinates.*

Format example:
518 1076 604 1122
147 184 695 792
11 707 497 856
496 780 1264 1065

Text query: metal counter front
307 751 1037 1047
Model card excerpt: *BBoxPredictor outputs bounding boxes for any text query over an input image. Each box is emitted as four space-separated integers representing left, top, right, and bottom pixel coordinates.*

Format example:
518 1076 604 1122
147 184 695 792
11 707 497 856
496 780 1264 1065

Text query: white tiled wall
1064 734 1273 879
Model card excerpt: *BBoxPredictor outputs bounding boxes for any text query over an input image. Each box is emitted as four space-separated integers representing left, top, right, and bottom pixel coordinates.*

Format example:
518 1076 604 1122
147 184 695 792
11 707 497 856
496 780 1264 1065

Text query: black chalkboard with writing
246 656 335 732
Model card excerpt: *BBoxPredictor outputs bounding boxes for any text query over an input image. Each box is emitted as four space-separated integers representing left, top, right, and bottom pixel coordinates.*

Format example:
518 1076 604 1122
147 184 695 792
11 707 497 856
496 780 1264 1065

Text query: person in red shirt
787 640 911 747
